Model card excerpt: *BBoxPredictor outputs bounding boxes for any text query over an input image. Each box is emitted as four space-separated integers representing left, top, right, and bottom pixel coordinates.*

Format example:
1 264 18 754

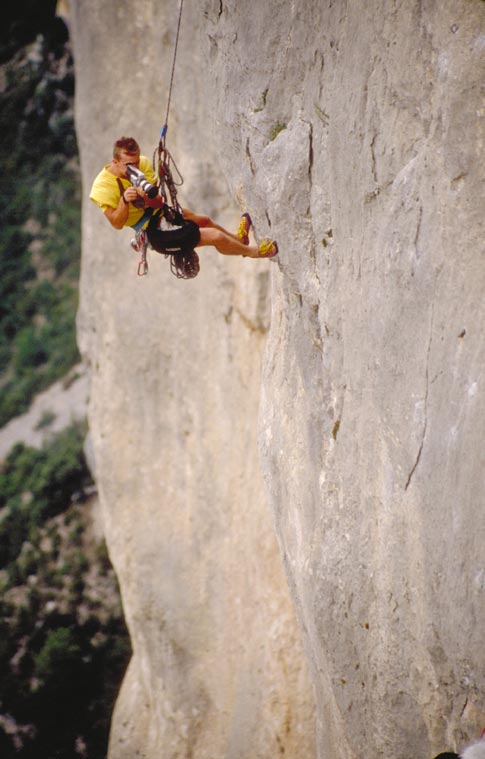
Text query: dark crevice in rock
405 304 434 490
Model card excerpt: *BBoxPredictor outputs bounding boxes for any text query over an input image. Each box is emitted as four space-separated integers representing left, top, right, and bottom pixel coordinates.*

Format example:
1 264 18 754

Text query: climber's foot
258 238 278 258
237 213 252 245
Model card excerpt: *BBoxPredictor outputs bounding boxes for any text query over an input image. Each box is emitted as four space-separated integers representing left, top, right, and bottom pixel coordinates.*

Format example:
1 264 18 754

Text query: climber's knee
196 214 214 228
198 228 225 248
184 210 213 228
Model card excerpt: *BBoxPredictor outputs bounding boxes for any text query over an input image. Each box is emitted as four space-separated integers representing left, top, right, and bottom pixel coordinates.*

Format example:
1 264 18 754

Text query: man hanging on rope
90 137 278 262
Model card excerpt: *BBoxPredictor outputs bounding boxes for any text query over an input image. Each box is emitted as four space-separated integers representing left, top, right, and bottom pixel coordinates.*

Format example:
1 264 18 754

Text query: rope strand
163 0 184 134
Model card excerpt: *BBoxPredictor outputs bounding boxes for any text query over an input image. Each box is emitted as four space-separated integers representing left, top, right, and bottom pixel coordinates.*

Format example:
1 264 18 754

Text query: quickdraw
130 229 148 277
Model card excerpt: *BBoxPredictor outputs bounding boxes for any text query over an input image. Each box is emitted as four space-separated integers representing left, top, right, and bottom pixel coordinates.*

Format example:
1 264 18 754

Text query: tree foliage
0 10 81 426
0 425 131 759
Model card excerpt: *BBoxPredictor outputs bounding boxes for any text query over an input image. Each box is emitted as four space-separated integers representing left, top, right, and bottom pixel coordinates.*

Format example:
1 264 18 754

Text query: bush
0 557 131 759
0 423 92 570
34 626 81 684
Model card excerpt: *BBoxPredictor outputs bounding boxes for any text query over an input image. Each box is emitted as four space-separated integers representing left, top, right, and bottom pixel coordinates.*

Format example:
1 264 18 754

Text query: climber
89 137 278 260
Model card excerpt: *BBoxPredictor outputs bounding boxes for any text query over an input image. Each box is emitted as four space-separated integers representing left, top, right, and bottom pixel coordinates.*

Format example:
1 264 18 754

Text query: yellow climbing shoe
258 238 279 258
237 213 252 245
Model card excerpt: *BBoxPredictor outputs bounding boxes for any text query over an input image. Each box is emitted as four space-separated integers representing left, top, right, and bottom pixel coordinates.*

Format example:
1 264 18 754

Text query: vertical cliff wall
69 2 315 758
70 1 485 758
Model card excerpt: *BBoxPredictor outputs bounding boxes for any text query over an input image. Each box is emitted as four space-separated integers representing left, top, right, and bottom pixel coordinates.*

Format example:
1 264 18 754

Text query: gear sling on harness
147 208 200 279
122 155 201 280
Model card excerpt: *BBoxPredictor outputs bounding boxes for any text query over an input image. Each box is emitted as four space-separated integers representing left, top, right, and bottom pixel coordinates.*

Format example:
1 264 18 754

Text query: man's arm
104 186 164 229
104 189 131 229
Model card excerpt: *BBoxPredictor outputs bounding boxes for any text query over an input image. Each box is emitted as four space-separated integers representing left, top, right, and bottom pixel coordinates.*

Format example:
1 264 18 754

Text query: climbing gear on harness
131 229 149 276
258 238 279 258
145 210 200 279
132 207 155 231
237 213 252 245
143 136 200 279
130 206 200 279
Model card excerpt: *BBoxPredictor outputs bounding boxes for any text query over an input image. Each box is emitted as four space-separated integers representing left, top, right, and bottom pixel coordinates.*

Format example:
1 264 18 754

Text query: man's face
115 150 140 177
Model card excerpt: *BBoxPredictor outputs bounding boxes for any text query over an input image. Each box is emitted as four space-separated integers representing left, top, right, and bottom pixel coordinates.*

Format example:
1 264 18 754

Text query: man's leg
196 227 276 258
182 209 244 244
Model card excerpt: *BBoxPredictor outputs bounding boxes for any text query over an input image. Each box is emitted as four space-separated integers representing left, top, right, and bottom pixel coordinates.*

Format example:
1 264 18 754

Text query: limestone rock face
69 2 314 758
70 1 485 758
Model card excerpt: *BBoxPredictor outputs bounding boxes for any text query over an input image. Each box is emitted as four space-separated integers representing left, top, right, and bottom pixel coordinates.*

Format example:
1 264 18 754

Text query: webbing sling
132 207 155 231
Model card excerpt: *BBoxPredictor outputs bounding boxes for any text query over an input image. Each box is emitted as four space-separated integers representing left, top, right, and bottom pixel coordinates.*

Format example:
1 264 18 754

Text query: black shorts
146 218 200 255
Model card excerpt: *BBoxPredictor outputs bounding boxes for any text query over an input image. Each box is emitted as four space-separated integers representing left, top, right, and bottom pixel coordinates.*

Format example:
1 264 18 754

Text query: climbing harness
130 0 200 279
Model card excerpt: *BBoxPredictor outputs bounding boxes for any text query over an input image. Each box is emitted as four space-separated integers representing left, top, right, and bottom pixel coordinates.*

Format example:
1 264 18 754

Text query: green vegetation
254 87 269 113
314 103 329 125
0 14 81 426
332 419 341 441
0 10 131 759
321 228 333 248
0 424 132 758
34 409 57 430
0 423 92 567
0 1 61 64
0 15 131 758
269 121 287 141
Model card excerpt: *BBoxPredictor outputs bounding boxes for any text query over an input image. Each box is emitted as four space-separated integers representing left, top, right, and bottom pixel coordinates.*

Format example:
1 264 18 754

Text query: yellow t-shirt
89 156 158 228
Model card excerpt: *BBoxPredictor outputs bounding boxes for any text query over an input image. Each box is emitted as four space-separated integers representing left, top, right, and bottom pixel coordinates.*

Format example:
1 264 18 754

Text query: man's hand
104 185 164 229
123 185 141 204
124 186 163 208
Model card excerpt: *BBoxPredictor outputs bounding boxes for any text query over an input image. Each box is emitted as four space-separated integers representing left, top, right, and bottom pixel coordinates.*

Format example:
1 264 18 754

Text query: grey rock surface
69 2 314 758
69 0 485 757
